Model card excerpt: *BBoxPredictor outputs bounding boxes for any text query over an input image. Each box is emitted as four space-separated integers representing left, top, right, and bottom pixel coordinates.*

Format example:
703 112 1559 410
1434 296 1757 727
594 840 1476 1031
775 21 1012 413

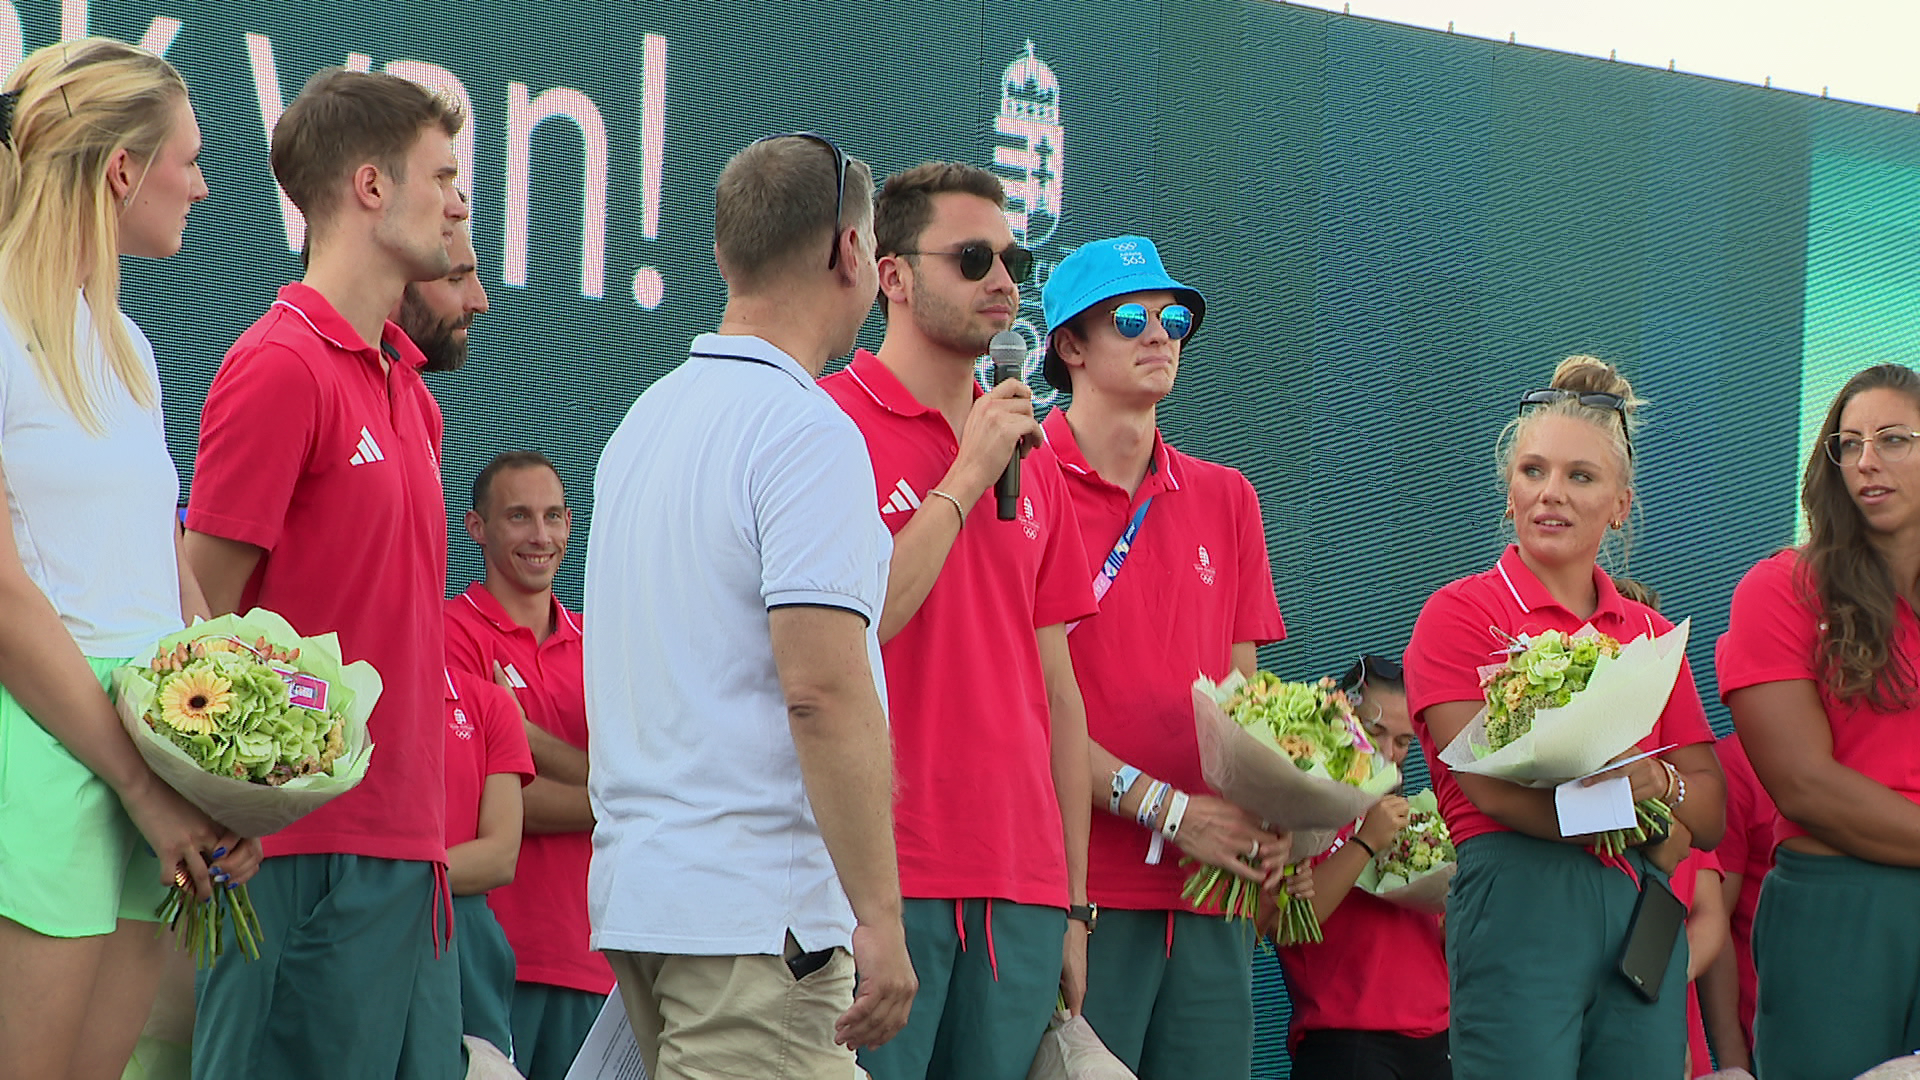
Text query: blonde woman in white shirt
0 37 260 1079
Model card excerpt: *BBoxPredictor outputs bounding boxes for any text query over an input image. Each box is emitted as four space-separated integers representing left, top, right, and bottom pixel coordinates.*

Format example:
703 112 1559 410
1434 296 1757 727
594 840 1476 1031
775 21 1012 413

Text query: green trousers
192 854 462 1079
1446 832 1686 1079
454 894 516 1060
508 982 607 1080
1752 848 1920 1080
858 898 1066 1080
1079 908 1255 1079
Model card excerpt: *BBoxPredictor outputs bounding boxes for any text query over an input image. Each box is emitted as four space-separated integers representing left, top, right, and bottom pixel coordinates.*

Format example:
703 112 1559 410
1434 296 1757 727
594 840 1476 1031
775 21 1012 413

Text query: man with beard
182 69 470 1079
396 216 488 373
444 450 613 1080
818 162 1095 1080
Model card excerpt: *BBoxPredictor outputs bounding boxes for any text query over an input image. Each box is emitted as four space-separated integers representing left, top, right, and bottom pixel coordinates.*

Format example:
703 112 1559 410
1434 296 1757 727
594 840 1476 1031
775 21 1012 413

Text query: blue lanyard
1070 497 1154 634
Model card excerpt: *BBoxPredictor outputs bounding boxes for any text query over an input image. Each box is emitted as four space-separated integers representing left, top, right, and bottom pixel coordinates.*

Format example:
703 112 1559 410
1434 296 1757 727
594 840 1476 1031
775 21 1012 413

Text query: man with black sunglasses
820 162 1096 1080
1035 235 1289 1080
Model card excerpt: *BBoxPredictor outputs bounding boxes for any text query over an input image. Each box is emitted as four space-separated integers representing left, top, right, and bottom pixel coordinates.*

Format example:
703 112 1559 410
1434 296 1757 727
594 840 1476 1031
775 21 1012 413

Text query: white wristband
1159 791 1190 841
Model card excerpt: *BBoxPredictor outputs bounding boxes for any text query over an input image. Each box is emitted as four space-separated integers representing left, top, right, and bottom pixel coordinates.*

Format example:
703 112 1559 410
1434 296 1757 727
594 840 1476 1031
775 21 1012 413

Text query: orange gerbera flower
158 670 234 736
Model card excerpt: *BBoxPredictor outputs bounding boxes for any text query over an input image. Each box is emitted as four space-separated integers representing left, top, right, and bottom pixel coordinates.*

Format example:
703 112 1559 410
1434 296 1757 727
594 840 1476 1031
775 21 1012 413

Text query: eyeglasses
1112 302 1193 340
751 131 850 269
1518 388 1625 412
895 242 1034 283
1826 427 1919 466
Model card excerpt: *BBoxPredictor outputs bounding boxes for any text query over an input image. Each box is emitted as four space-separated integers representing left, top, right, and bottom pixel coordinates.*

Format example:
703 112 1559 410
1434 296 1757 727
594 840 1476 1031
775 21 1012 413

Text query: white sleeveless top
0 295 182 656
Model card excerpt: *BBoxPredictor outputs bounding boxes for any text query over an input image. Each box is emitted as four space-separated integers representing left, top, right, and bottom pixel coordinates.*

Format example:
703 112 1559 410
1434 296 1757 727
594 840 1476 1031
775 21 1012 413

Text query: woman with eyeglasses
1719 363 1920 1080
1272 654 1452 1079
1403 356 1724 1079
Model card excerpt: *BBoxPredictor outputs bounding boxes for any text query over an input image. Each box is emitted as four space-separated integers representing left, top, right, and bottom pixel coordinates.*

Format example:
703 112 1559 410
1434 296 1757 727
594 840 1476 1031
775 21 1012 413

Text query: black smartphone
1618 876 1688 1003
787 946 835 981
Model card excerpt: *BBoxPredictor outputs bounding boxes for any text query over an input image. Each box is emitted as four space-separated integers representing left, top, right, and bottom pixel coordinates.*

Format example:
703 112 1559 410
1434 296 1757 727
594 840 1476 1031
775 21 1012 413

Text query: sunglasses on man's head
897 242 1034 283
749 131 850 269
1112 302 1193 341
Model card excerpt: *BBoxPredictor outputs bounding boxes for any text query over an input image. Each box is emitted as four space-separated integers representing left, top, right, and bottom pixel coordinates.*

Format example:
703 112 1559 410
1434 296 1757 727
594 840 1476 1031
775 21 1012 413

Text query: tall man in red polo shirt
1034 234 1290 1078
818 162 1096 1080
445 451 613 1080
182 69 470 1080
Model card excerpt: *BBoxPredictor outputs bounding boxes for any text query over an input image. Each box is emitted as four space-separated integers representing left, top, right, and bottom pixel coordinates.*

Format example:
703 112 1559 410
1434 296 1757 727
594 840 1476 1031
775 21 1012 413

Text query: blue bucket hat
1041 235 1206 392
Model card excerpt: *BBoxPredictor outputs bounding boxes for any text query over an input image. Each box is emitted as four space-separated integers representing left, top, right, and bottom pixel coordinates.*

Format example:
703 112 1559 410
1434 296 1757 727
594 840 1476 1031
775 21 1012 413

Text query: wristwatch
1068 903 1099 932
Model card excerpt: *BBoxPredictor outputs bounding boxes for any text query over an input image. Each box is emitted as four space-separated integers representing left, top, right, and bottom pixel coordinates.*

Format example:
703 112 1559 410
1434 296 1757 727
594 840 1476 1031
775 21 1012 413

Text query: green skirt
0 655 165 937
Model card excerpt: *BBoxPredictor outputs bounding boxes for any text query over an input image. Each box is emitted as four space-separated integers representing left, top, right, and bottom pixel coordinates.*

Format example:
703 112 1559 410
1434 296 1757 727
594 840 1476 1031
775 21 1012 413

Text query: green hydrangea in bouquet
1356 789 1457 914
113 609 380 966
1183 673 1398 943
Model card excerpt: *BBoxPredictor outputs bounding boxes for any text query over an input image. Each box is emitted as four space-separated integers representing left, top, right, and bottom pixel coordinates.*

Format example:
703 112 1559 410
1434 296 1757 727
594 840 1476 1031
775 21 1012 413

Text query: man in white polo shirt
583 133 916 1078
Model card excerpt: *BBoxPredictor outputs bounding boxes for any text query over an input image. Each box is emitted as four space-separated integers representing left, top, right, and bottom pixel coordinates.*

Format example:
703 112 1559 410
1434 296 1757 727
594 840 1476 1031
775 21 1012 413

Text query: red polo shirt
188 283 448 864
445 584 613 995
1712 731 1774 1044
820 351 1096 907
1035 409 1285 910
1404 546 1714 848
1276 828 1448 1047
443 668 535 849
1717 549 1920 846
1670 847 1723 1078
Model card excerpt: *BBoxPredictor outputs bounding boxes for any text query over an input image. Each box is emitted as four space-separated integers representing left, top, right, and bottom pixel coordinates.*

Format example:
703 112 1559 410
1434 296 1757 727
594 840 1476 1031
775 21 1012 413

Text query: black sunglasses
1518 388 1633 458
895 242 1034 283
751 131 850 269
1340 654 1404 694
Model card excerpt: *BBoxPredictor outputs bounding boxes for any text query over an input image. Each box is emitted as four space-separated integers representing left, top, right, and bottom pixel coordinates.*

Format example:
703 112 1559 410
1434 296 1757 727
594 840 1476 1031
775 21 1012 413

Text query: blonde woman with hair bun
1402 355 1726 1078
0 37 259 1079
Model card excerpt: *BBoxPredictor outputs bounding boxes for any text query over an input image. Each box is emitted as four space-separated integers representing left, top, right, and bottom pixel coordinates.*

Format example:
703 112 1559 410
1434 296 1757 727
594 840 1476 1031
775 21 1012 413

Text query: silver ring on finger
1248 840 1261 861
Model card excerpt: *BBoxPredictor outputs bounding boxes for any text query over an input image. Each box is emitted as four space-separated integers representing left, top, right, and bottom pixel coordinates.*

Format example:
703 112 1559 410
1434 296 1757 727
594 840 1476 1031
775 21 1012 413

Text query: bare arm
524 721 590 787
1685 868 1729 981
523 775 594 834
877 382 1040 643
1731 680 1920 865
175 525 210 625
1308 796 1409 924
770 604 915 1048
448 773 525 895
1231 641 1259 679
1698 868 1750 1069
181 531 263 617
1038 623 1092 1014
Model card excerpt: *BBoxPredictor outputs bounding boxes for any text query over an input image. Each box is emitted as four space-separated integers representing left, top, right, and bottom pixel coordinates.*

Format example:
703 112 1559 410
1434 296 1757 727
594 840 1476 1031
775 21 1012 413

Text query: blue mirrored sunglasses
1112 302 1193 340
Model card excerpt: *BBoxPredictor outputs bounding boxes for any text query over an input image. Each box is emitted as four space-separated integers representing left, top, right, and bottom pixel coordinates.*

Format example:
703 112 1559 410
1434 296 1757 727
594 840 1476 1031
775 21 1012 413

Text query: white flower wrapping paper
111 608 382 837
1437 619 1692 788
1355 790 1455 915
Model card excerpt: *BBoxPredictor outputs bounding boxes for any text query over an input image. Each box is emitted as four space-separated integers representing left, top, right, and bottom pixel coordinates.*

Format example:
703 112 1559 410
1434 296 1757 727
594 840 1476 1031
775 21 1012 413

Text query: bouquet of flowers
1438 621 1692 857
1355 789 1456 913
1184 673 1398 942
113 609 380 966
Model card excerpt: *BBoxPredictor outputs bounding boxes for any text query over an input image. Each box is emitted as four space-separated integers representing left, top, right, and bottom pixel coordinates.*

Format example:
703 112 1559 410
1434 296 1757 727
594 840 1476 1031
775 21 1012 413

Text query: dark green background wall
16 0 1919 1072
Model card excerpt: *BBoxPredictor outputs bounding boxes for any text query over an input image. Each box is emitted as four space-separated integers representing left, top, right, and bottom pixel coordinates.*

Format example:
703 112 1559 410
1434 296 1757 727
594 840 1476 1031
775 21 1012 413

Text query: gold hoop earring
1503 506 1515 521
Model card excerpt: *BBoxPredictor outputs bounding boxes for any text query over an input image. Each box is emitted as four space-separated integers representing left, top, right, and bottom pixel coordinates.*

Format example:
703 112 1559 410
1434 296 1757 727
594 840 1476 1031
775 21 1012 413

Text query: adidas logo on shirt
348 426 385 467
880 478 921 515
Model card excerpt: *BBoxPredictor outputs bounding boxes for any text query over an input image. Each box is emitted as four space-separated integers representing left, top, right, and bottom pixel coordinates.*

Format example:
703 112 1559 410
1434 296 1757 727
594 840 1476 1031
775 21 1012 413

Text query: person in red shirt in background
1036 234 1291 1078
1274 657 1451 1079
445 452 614 1080
183 68 470 1079
1663 832 1729 1079
441 667 534 1061
1695 732 1775 1075
819 162 1094 1080
1720 364 1920 1079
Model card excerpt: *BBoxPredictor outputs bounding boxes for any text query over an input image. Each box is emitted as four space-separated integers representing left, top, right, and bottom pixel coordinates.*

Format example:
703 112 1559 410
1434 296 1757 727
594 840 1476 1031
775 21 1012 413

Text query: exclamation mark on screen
631 33 667 309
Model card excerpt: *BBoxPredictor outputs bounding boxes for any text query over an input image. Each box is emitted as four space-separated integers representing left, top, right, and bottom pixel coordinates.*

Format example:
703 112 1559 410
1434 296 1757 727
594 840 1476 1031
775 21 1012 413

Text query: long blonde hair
0 38 188 432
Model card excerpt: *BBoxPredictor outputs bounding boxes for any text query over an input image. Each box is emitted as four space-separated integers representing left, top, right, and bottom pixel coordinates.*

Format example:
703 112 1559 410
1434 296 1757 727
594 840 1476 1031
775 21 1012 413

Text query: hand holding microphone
936 332 1040 525
990 330 1029 520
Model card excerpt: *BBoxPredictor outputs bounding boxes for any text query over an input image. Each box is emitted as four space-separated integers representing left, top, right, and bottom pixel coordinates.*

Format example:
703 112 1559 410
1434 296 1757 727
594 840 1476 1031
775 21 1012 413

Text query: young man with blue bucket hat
1035 236 1292 1078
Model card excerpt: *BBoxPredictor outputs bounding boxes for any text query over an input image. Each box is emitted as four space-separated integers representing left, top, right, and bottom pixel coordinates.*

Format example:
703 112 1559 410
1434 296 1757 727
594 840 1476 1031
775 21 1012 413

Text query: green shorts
1446 831 1686 1080
455 894 516 1059
857 898 1066 1080
1080 908 1256 1079
509 982 607 1080
0 655 165 937
192 853 462 1080
1752 848 1920 1080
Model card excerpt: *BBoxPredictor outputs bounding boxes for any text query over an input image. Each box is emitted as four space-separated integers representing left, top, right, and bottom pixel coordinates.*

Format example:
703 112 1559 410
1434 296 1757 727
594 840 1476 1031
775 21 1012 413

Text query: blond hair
0 38 187 432
715 137 873 292
1498 355 1643 483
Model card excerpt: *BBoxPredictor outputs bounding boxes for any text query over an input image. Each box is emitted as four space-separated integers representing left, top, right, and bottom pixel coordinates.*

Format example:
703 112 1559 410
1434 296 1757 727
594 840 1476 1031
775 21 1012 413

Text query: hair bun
1551 354 1640 411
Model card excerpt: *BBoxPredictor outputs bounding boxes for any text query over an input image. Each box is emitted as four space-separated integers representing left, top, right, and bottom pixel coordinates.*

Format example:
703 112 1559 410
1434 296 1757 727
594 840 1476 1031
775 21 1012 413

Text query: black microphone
990 329 1026 521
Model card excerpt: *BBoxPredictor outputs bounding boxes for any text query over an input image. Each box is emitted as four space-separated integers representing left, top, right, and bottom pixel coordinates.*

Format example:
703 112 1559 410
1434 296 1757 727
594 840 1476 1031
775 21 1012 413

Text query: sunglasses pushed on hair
1112 302 1193 341
897 242 1035 283
1518 388 1634 459
750 131 850 269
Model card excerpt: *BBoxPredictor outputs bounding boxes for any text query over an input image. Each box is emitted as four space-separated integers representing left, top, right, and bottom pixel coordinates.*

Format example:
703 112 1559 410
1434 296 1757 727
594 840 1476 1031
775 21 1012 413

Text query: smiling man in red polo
1036 235 1289 1079
445 451 613 1080
819 162 1095 1080
182 69 469 1080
